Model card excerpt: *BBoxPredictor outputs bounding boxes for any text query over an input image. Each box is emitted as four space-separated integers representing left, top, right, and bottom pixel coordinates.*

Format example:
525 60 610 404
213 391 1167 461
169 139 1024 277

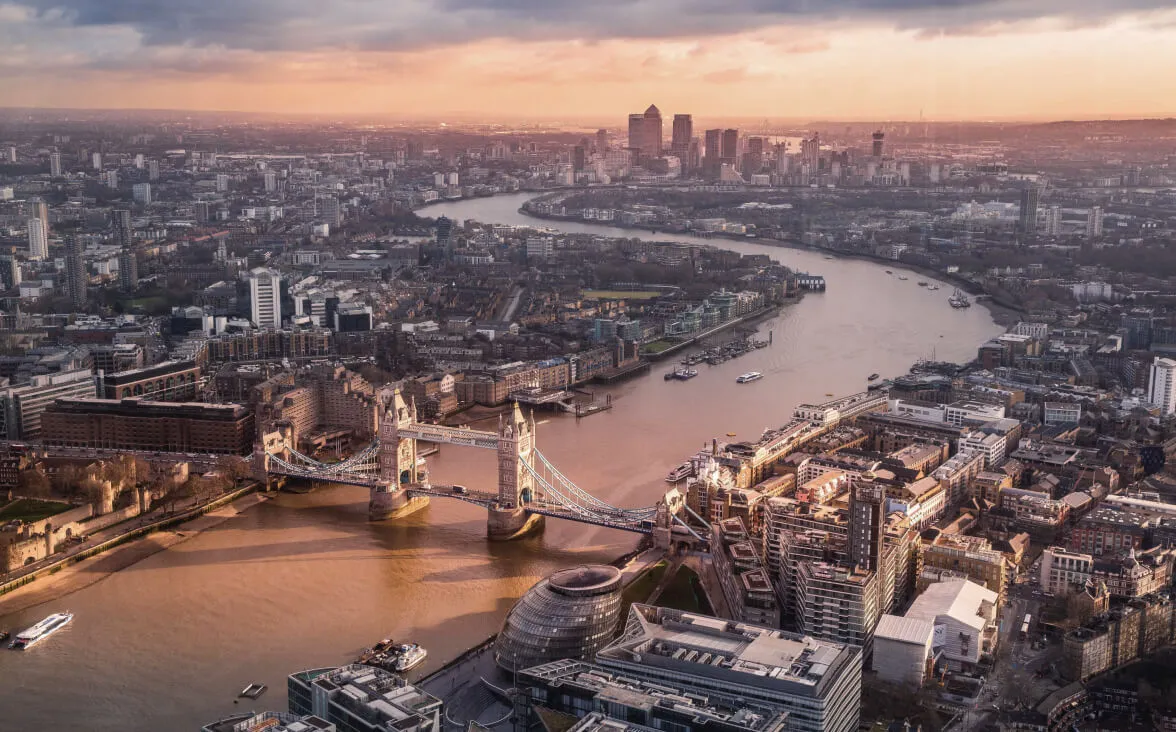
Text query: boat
867 373 880 381
928 284 940 291
392 643 428 672
665 462 692 483
917 281 928 287
666 367 697 381
0 630 8 643
726 432 737 437
736 372 763 383
825 393 834 396
949 289 971 308
897 275 909 281
824 255 835 260
885 270 893 274
10 612 72 649
239 683 267 700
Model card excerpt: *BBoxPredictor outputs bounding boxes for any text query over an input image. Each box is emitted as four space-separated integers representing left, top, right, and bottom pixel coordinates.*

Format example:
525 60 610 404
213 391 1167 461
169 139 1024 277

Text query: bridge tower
369 389 429 521
487 402 544 540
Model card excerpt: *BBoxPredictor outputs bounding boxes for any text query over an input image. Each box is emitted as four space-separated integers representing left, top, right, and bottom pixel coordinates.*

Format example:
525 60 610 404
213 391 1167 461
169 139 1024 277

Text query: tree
17 466 50 498
216 455 251 487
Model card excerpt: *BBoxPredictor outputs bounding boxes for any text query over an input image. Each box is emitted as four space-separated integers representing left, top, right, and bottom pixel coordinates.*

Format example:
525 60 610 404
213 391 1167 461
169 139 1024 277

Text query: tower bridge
256 390 700 543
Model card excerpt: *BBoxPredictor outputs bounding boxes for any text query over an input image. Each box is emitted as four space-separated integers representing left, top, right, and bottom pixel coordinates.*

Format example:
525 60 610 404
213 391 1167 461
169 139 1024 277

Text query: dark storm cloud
13 0 1176 55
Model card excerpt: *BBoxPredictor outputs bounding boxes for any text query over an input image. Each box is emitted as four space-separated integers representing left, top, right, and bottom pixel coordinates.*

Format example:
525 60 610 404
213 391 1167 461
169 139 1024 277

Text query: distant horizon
3 104 1176 129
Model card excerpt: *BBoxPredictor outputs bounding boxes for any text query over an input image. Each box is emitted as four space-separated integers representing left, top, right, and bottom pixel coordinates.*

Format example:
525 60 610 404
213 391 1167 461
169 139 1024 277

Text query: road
498 286 525 323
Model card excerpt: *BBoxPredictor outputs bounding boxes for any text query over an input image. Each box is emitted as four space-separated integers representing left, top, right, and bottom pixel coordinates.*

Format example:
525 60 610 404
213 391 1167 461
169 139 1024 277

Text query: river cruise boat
665 462 692 483
392 643 428 672
736 372 763 383
949 289 971 308
10 612 72 649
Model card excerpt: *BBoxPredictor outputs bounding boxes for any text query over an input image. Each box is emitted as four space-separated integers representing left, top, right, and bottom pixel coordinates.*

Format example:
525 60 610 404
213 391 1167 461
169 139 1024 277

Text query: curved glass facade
494 565 623 672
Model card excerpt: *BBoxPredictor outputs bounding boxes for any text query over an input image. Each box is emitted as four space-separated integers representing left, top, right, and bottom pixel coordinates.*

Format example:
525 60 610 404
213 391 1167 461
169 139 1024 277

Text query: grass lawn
581 290 661 300
0 498 72 523
656 566 714 615
640 340 674 354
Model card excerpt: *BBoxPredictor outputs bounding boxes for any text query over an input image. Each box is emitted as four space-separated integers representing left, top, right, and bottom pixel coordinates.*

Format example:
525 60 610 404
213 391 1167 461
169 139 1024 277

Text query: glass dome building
494 565 624 672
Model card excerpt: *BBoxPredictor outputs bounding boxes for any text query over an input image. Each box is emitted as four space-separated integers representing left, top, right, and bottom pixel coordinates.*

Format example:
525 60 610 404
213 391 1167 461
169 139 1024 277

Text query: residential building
921 535 1007 597
132 182 152 204
712 518 780 627
250 267 282 329
27 217 48 260
795 561 881 656
1044 402 1083 426
201 712 335 732
1148 358 1176 415
64 237 87 308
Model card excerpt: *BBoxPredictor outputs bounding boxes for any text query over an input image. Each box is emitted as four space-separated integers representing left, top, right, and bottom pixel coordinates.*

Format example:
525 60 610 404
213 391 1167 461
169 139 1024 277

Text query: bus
1020 613 1032 640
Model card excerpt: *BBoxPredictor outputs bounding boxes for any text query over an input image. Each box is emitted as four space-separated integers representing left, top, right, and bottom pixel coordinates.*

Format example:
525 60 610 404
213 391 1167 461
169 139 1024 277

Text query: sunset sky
2 0 1176 121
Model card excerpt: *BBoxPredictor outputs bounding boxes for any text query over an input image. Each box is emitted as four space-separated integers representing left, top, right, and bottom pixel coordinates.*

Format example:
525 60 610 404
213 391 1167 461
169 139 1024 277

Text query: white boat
897 275 909 281
10 612 72 649
392 643 428 672
665 462 692 483
736 372 763 383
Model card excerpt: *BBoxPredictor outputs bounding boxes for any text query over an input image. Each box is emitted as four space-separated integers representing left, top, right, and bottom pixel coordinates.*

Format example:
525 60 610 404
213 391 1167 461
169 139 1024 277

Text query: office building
64 237 87 308
264 170 278 192
595 128 608 153
333 303 373 332
671 113 693 163
201 711 335 732
1086 206 1103 239
627 105 663 159
42 398 255 455
118 247 138 291
596 605 862 732
704 128 722 174
26 217 48 260
1019 184 1040 235
250 268 282 330
514 660 790 732
147 159 160 180
904 579 998 670
0 368 98 440
870 615 935 688
871 131 884 158
721 129 739 166
288 665 442 732
91 151 102 170
194 201 211 224
132 182 152 205
215 174 230 193
494 565 623 672
49 151 62 177
1149 358 1176 415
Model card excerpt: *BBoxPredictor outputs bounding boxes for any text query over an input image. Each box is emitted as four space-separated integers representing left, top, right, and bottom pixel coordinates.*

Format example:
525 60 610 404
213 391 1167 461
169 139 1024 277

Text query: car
452 485 468 495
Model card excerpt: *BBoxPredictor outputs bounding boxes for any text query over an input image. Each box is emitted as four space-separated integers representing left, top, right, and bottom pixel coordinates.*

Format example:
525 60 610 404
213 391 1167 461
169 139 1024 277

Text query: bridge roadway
395 424 500 449
405 483 656 534
9 442 233 469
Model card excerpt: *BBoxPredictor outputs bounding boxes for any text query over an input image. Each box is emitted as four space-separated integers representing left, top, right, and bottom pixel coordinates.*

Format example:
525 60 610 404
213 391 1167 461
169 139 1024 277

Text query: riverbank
517 199 1019 329
0 492 270 617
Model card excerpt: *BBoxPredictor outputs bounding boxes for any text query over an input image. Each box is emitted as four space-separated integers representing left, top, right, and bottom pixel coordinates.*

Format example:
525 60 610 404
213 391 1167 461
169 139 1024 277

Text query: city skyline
2 2 1176 120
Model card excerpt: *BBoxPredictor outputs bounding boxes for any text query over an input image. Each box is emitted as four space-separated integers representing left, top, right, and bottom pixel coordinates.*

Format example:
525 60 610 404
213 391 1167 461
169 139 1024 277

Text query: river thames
0 192 1001 731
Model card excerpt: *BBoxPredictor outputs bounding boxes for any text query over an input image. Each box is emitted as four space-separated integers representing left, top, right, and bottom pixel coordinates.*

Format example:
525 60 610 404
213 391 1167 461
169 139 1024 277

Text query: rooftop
905 579 997 632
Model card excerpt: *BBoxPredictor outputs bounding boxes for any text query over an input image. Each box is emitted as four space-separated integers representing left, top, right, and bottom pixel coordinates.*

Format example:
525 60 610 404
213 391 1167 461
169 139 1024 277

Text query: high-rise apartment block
64 237 87 308
27 217 48 260
249 267 282 330
1149 357 1176 415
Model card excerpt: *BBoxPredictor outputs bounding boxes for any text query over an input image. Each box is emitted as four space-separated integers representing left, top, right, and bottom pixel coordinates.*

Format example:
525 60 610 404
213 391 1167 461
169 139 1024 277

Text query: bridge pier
369 487 429 522
487 505 544 541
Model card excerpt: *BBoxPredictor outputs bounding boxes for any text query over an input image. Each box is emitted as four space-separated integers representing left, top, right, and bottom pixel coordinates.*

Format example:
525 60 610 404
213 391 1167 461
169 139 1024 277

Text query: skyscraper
671 114 692 156
91 152 102 170
642 104 662 158
871 131 885 158
64 237 87 309
594 128 608 153
1086 206 1103 239
1149 358 1176 415
1045 205 1062 236
435 216 453 252
147 159 160 181
112 208 132 247
742 136 764 176
27 218 48 260
572 145 586 172
720 128 739 166
849 484 886 572
249 268 282 330
132 183 152 205
28 197 48 225
703 128 722 176
1019 184 1040 235
49 151 62 177
318 195 341 226
118 247 138 291
263 170 278 192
